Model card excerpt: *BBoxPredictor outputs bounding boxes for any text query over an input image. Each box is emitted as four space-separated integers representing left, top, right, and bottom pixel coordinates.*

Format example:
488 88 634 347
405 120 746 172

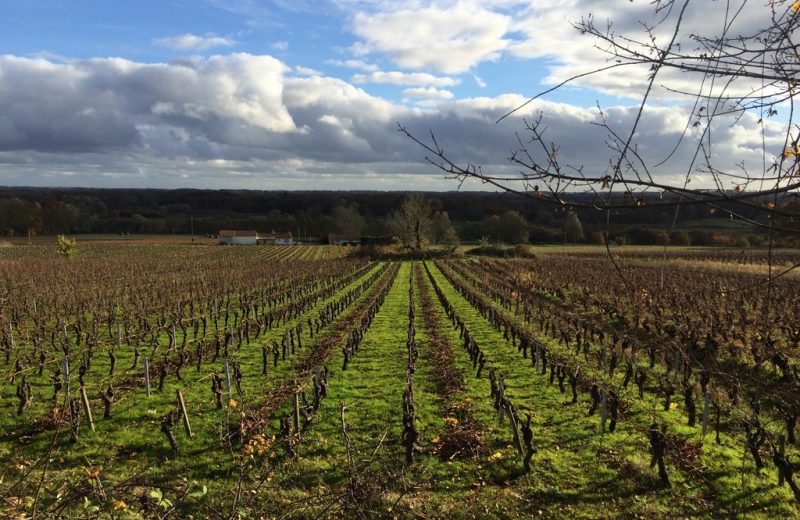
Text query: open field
1 241 799 518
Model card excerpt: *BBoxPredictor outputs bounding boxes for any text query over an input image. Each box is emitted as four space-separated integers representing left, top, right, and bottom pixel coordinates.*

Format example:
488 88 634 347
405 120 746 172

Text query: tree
331 204 364 237
431 211 459 245
390 194 434 250
42 201 80 234
0 198 41 237
131 214 149 234
481 214 501 242
563 211 584 244
499 210 529 244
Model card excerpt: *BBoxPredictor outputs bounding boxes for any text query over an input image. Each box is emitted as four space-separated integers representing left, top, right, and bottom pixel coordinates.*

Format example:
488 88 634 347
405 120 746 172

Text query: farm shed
258 231 293 245
218 230 257 245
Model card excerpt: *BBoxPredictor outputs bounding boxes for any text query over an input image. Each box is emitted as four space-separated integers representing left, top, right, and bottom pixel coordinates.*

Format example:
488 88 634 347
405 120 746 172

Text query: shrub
669 231 690 246
56 235 77 258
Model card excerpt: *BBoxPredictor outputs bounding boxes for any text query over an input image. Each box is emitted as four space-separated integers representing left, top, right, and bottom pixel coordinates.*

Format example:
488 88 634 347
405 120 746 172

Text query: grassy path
270 263 436 510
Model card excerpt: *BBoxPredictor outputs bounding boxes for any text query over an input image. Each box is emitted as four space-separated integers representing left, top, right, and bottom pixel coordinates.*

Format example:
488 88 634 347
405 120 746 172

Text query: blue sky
0 0 560 104
0 0 791 191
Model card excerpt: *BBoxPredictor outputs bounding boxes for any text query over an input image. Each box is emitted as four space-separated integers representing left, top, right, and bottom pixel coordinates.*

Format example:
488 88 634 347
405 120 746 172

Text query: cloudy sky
0 0 791 191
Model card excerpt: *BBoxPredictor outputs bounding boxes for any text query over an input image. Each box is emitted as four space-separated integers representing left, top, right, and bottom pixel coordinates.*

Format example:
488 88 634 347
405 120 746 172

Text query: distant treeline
0 186 794 246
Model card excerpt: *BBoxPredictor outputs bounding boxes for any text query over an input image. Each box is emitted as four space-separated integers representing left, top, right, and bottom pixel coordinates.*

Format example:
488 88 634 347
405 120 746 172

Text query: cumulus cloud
294 65 321 76
0 57 141 153
351 2 511 74
154 33 236 50
352 70 458 87
0 53 295 154
402 87 454 100
0 52 787 190
341 0 781 103
326 59 379 72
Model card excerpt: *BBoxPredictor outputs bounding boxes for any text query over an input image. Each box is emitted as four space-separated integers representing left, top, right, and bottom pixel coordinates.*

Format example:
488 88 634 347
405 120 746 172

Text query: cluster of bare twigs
401 0 800 230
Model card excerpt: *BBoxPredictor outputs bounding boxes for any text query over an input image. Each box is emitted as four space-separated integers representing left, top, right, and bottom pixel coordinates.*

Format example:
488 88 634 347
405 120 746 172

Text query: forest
0 187 795 247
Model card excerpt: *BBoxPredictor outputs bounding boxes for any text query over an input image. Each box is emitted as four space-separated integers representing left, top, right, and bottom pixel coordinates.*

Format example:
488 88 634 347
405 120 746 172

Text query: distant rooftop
218 230 257 238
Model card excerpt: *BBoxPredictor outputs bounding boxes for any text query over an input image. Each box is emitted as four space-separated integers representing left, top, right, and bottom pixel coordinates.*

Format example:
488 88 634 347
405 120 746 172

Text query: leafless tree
401 0 800 230
389 194 434 250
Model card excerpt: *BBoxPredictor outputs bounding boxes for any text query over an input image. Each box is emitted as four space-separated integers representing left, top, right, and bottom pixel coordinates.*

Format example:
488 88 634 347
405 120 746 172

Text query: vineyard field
1 240 799 518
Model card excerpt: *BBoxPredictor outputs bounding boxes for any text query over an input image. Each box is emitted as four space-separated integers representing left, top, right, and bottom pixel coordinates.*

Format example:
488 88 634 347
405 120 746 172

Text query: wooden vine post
80 386 95 432
293 392 301 433
224 360 232 402
177 389 193 438
63 357 70 397
144 357 151 397
600 387 608 434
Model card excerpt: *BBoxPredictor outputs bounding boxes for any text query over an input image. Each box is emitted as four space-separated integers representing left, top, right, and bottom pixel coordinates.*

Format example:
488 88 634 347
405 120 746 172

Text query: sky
0 0 792 191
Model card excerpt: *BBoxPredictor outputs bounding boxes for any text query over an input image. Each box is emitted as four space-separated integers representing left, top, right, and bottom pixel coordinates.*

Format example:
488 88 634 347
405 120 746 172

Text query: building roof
219 230 258 238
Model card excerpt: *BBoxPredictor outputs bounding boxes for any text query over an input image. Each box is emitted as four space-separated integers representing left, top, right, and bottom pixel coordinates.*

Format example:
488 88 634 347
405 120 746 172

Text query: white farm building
218 230 293 245
258 231 293 245
218 230 258 245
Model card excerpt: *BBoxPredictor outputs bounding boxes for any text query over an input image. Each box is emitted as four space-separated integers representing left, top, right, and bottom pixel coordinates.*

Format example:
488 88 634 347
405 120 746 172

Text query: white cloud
326 59 379 72
0 52 789 190
351 2 511 73
154 33 236 51
341 0 783 103
294 66 321 76
0 53 296 155
27 50 73 63
318 114 350 128
473 75 486 88
271 41 289 51
403 87 454 100
504 0 782 100
352 70 458 87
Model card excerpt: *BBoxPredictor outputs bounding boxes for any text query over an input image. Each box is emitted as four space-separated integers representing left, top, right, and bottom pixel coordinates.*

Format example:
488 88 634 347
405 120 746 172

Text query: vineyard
1 241 799 518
